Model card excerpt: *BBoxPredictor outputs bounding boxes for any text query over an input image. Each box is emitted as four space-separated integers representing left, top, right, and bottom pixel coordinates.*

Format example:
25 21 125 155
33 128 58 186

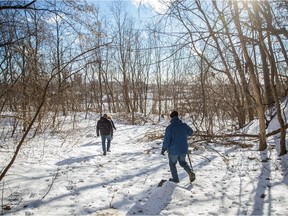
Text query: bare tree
260 1 287 155
0 0 112 181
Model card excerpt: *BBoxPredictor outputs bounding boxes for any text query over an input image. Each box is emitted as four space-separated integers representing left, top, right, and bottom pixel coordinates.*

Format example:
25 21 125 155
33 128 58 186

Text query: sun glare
132 0 173 13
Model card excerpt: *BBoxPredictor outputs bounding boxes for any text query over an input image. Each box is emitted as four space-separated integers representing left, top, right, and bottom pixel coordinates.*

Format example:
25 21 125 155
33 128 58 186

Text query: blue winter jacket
162 116 193 155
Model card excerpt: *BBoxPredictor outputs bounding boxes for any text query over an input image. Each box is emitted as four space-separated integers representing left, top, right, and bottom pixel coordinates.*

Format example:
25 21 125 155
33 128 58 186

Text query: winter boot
188 170 196 182
169 178 179 183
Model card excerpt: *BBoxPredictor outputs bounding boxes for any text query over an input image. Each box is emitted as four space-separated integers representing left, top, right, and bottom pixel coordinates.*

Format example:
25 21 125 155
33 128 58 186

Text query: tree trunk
232 1 267 151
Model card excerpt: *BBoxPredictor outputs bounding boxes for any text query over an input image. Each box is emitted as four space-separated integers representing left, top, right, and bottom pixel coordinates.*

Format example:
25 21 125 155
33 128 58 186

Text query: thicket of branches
0 0 288 181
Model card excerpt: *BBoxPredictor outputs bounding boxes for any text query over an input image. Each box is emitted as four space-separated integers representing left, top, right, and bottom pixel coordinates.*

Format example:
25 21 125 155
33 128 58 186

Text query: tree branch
0 0 37 10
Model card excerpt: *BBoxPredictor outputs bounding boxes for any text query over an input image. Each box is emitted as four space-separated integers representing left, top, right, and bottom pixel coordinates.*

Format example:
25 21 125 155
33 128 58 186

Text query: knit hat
170 111 178 118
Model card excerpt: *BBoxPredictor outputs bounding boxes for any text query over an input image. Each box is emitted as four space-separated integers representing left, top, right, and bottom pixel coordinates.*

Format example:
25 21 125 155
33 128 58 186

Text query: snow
1 113 288 216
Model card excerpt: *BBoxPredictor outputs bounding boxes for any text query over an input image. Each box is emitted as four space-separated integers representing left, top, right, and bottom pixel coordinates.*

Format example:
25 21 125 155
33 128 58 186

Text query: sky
1 101 288 215
89 0 171 21
131 0 171 13
92 0 171 13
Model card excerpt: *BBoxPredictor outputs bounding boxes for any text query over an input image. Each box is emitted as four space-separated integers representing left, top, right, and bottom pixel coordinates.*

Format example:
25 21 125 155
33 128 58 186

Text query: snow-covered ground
1 113 288 215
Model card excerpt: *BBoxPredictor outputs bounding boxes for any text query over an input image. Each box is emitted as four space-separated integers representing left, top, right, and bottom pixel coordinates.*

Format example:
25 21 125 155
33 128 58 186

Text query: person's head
170 111 178 118
103 114 108 118
107 115 112 120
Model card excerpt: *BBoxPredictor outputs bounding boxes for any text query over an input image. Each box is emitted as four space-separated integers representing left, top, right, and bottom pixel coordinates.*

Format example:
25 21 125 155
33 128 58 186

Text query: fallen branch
213 141 254 148
193 123 288 140
193 132 258 139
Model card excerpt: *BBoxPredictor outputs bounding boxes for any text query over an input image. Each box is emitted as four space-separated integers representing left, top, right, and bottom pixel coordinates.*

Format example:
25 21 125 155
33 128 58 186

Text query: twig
193 154 212 162
41 168 59 200
206 146 229 165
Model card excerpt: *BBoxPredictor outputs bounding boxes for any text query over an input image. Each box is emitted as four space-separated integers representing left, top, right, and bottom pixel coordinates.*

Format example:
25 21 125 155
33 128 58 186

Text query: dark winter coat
162 116 193 155
97 117 113 136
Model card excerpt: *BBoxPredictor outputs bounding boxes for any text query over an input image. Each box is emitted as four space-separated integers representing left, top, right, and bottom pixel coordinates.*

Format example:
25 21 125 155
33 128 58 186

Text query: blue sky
84 0 163 30
88 0 169 12
87 0 170 21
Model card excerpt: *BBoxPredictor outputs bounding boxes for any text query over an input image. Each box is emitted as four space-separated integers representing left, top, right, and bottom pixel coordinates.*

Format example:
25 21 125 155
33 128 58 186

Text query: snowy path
2 117 288 215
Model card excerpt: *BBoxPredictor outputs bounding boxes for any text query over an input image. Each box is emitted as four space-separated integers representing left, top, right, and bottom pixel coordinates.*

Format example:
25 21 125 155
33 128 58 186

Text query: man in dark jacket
161 111 195 183
97 114 113 155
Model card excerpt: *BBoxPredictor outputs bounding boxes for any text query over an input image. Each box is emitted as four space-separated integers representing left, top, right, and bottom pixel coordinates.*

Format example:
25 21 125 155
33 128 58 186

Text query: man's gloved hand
161 149 165 155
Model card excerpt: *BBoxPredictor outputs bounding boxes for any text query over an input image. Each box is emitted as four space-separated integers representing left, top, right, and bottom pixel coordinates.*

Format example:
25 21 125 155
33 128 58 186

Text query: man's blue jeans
101 135 111 155
168 154 191 182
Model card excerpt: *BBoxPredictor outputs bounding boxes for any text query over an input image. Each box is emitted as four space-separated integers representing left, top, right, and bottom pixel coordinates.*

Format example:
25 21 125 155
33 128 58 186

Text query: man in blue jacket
161 111 195 183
